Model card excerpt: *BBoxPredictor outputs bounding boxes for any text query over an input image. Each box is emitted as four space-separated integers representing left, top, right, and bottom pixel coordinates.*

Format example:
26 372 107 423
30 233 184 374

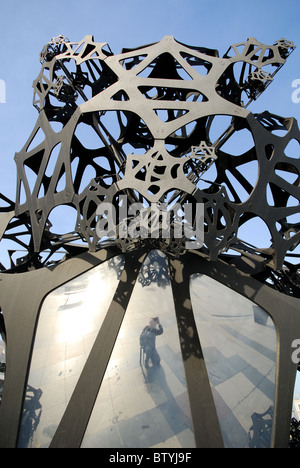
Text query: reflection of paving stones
204 346 275 400
83 394 194 449
43 424 57 440
221 325 277 362
81 424 121 448
159 345 187 386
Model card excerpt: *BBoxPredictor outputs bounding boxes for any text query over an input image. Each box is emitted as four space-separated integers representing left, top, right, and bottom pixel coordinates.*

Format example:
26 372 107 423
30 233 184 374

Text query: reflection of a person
140 317 163 368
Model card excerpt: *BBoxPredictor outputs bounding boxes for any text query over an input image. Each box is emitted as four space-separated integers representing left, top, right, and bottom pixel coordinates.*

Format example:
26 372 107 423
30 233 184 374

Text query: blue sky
0 0 299 402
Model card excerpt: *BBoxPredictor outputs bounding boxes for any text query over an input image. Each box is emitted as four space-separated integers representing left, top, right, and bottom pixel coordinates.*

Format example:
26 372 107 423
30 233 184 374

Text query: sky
0 0 299 395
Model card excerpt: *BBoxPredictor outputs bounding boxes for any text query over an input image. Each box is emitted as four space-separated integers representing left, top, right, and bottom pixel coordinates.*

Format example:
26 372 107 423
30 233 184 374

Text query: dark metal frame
0 35 299 448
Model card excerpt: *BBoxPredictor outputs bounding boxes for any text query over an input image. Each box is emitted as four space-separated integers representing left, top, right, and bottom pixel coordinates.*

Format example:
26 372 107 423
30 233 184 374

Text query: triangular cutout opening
154 108 189 122
138 53 193 80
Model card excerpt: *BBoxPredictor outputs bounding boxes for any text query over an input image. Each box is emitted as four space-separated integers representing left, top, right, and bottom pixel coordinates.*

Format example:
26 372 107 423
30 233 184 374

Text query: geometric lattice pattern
0 35 299 295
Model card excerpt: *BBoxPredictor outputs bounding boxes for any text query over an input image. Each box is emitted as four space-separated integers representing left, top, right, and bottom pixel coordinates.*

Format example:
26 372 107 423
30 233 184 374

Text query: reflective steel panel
190 273 277 448
18 256 124 448
81 250 195 448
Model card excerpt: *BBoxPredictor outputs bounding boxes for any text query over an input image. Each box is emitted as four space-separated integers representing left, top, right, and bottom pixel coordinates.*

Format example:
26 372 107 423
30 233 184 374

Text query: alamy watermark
95 196 204 250
292 79 300 104
292 339 300 365
0 79 6 104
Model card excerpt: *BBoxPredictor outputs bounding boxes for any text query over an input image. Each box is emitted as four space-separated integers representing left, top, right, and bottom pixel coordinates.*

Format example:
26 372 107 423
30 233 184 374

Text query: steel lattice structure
0 35 299 448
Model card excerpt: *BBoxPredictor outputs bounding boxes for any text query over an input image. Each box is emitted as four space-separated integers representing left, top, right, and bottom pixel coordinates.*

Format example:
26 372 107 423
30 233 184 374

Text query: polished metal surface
16 251 278 448
18 257 124 448
191 274 277 447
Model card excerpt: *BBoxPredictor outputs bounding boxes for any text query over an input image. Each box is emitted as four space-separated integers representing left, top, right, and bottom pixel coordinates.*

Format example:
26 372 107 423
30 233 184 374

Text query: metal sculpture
0 35 299 448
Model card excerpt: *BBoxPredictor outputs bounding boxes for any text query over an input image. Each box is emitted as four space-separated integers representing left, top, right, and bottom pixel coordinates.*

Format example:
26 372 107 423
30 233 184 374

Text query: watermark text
0 79 6 104
292 79 300 104
292 339 300 365
96 196 204 250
